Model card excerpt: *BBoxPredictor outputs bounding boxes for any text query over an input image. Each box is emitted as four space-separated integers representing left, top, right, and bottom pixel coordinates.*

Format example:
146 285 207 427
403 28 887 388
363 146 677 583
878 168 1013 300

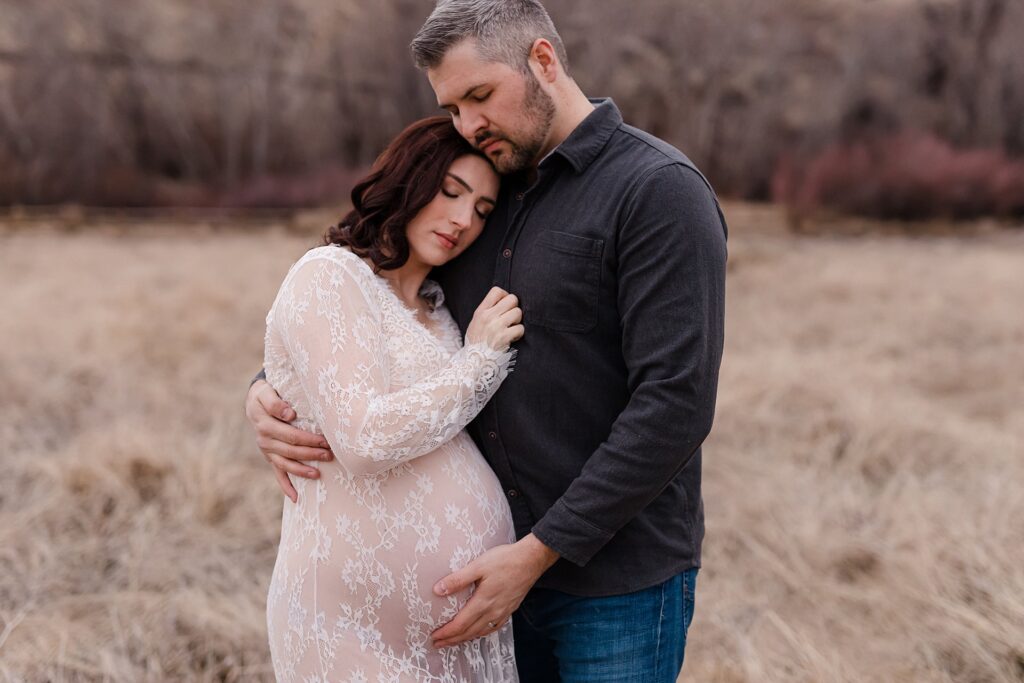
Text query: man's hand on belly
430 533 560 649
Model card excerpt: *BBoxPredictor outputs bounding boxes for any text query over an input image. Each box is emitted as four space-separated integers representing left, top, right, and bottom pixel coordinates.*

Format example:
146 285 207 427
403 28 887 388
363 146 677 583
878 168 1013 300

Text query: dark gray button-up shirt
433 99 728 596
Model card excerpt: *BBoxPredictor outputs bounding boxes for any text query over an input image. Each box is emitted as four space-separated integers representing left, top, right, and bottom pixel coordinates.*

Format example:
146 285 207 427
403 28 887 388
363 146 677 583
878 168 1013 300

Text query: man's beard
487 72 556 174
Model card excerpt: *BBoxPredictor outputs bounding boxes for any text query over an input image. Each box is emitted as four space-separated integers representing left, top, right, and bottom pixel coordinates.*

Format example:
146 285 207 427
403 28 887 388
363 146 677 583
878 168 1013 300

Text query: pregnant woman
262 117 522 682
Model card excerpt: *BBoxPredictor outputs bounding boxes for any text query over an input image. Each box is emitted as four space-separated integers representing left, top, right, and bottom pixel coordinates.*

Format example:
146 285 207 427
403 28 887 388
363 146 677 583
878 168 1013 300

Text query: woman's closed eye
441 187 489 219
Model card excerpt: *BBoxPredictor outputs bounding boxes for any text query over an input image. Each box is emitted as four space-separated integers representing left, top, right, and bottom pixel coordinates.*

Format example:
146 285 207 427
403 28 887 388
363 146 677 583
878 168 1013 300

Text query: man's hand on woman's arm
245 379 334 503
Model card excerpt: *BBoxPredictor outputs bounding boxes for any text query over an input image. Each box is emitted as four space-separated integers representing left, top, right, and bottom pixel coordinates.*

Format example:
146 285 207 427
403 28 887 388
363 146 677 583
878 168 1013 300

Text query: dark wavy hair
324 117 488 271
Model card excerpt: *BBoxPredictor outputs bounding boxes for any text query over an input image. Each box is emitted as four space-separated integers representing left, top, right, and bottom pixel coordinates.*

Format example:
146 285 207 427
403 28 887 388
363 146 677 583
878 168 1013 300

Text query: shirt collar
544 98 622 175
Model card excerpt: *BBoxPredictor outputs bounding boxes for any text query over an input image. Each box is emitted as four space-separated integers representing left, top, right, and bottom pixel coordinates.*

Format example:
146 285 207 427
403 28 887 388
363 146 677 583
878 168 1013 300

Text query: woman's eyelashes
441 187 489 221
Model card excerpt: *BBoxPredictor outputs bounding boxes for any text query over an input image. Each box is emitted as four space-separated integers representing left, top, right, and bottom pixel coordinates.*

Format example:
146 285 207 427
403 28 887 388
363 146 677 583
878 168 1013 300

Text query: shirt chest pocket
520 231 604 333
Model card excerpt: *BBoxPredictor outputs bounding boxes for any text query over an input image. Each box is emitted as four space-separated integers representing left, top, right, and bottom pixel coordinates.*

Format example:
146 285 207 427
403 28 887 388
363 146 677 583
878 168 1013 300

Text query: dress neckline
335 246 444 312
336 246 451 345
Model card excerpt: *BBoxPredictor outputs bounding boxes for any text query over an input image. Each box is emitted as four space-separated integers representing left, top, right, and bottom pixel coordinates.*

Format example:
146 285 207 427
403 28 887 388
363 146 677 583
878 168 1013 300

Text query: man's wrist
520 533 560 573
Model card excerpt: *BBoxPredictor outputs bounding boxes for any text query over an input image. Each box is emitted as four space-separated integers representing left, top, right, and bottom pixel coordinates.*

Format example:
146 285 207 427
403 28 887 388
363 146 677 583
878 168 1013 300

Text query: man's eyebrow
438 83 488 110
446 172 497 204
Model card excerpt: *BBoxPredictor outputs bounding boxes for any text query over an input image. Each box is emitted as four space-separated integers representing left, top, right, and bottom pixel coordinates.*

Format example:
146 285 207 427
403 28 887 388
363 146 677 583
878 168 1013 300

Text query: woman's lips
434 232 457 250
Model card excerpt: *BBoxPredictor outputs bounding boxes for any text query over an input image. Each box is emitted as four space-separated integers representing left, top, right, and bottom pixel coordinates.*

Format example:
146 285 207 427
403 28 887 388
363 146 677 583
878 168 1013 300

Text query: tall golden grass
0 208 1022 681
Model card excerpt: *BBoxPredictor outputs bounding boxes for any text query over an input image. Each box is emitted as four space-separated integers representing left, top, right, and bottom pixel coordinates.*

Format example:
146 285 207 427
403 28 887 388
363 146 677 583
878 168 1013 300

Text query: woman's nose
450 201 473 229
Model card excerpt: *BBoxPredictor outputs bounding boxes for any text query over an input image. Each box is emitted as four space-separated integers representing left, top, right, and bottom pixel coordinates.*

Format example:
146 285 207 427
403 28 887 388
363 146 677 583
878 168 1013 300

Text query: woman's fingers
468 289 524 350
498 307 523 326
490 293 519 315
477 286 508 312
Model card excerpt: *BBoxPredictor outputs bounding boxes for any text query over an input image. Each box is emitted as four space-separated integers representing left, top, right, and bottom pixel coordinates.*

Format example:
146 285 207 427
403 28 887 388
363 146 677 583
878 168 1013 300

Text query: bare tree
0 0 1022 214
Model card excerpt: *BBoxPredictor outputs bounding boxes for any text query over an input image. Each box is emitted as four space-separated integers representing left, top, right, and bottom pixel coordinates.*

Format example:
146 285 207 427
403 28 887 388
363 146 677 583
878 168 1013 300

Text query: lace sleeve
271 250 514 477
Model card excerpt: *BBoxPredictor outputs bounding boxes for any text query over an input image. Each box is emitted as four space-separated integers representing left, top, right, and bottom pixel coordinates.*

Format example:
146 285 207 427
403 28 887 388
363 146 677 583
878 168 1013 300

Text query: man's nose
458 108 486 143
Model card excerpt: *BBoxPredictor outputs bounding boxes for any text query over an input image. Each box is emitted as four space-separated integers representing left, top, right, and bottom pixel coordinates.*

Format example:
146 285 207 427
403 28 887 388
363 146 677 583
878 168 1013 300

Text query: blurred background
3 0 1024 219
0 1 1022 682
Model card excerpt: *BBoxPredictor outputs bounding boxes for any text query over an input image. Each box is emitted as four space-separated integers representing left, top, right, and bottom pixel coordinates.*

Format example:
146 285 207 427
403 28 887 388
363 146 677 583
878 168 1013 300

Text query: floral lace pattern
264 246 518 682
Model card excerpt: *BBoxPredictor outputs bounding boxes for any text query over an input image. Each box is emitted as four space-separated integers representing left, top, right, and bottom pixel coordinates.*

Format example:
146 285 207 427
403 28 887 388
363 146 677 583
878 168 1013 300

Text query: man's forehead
428 41 514 102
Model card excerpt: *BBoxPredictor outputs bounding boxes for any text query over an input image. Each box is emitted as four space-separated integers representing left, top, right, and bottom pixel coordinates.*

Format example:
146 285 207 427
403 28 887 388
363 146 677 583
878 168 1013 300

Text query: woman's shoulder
289 245 376 283
268 246 383 331
293 244 363 269
280 245 380 302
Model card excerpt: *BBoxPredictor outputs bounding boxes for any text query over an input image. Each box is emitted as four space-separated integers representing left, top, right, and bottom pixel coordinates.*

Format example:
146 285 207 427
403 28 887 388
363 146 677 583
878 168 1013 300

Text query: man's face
428 40 556 175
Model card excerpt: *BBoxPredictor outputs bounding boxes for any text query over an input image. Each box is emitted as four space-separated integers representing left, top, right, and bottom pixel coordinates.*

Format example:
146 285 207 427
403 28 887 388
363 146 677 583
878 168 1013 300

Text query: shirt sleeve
270 252 516 477
530 163 728 566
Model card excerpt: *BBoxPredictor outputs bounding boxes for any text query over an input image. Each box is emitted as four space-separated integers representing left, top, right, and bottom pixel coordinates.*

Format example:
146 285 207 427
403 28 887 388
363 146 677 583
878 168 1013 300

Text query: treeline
1 0 1023 219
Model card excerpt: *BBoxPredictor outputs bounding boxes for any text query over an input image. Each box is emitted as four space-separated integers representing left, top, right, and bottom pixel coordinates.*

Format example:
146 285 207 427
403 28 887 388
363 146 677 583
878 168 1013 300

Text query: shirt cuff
250 368 267 388
531 498 615 567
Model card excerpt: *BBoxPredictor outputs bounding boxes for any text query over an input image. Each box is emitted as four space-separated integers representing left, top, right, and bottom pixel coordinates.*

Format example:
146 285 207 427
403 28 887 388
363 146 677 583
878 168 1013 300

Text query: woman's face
406 154 499 268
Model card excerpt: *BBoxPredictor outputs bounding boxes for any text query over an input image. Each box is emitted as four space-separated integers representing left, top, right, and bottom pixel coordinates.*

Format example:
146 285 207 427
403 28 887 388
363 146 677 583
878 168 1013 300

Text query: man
246 1 727 679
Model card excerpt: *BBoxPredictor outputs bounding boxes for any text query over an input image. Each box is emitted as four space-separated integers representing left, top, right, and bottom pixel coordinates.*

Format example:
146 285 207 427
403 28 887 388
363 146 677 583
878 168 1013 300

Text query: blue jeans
512 568 698 682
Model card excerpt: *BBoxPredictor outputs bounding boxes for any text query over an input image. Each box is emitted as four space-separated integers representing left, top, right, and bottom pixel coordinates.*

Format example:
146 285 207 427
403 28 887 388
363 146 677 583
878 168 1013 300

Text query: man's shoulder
602 123 713 192
610 124 695 170
602 123 727 236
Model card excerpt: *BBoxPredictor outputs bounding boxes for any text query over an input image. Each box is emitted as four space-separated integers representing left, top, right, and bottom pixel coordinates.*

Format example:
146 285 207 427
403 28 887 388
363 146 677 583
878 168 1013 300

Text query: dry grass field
0 206 1022 682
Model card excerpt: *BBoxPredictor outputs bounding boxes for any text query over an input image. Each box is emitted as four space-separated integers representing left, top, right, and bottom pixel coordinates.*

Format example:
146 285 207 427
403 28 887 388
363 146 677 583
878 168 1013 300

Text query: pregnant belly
278 431 513 590
267 436 516 682
268 432 514 670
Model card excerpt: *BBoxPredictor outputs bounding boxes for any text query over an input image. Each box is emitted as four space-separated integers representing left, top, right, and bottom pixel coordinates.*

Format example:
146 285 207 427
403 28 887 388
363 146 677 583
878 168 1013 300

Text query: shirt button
502 248 512 259
488 431 497 440
507 489 519 498
515 192 525 201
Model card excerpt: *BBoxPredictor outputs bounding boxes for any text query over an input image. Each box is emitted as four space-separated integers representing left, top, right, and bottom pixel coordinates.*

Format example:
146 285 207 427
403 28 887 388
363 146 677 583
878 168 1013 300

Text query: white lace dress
263 245 519 682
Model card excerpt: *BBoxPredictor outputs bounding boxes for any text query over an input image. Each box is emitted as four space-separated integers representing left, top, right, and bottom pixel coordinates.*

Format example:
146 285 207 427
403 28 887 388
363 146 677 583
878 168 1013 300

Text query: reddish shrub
773 131 1024 221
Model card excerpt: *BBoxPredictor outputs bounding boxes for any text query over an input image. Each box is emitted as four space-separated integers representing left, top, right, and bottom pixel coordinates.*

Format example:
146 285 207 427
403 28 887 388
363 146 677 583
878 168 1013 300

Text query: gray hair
410 0 570 75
